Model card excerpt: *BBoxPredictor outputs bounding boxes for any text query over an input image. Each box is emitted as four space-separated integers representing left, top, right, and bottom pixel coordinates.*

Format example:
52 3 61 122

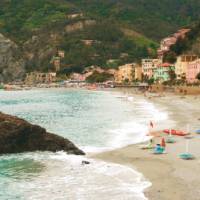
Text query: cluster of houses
141 55 200 84
114 28 200 85
103 28 200 85
25 50 65 85
140 28 200 84
24 55 200 85
157 29 190 59
113 54 200 84
24 28 200 85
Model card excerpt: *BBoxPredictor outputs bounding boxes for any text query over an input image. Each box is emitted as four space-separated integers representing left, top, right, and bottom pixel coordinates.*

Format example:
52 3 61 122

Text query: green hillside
1 0 200 41
0 0 200 74
68 0 200 40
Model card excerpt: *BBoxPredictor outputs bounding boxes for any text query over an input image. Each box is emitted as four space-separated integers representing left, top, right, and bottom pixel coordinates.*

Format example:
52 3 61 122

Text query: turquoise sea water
0 89 168 200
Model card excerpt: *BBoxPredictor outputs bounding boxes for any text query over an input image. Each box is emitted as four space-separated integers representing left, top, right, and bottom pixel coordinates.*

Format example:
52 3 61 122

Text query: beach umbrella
179 140 195 160
166 129 176 143
166 137 176 143
186 124 190 134
185 124 194 139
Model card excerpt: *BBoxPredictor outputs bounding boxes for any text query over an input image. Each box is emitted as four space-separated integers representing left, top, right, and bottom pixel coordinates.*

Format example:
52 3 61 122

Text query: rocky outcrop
65 20 96 33
23 33 61 72
0 112 85 155
0 34 25 82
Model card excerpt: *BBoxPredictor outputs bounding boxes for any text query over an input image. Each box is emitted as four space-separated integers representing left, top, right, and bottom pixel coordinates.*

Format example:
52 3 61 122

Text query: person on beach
161 138 166 148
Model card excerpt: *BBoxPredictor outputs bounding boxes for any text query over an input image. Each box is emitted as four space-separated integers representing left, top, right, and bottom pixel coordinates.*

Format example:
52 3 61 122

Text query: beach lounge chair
166 136 176 143
153 144 165 154
179 153 195 160
140 143 154 150
139 139 154 150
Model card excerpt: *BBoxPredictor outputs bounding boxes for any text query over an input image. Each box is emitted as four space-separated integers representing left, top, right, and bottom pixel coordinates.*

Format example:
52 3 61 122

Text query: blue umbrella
166 129 176 143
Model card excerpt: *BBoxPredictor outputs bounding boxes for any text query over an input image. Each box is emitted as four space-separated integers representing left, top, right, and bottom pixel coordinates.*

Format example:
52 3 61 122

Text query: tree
163 52 177 63
196 72 200 81
147 77 154 85
86 71 113 83
168 69 176 82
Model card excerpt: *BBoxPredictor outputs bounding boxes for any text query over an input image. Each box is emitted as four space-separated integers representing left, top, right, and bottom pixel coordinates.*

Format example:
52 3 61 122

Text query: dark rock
82 160 90 165
0 112 85 155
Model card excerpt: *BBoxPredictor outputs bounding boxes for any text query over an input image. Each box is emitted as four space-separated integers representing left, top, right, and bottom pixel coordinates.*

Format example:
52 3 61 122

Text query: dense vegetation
59 20 152 71
0 0 77 41
164 22 200 63
1 0 200 41
69 0 200 40
86 71 113 83
1 0 200 74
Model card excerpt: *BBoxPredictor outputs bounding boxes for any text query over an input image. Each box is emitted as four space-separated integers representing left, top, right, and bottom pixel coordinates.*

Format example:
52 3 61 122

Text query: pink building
186 59 200 83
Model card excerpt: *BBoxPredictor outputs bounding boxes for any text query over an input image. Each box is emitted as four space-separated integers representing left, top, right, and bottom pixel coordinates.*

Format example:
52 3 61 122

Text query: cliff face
0 112 85 155
0 34 25 83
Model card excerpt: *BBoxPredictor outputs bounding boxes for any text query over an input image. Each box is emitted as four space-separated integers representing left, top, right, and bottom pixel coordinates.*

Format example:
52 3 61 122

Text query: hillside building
133 65 142 81
186 59 200 83
175 55 198 80
25 72 56 85
114 63 135 83
51 56 61 72
58 50 65 58
157 29 190 58
142 59 162 79
153 63 175 83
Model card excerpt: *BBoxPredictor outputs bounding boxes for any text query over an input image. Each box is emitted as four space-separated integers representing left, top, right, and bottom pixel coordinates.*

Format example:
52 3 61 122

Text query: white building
142 59 162 79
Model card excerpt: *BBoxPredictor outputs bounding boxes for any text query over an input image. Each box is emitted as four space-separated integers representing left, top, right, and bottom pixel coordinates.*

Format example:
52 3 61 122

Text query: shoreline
91 94 200 200
1 87 200 199
1 82 200 96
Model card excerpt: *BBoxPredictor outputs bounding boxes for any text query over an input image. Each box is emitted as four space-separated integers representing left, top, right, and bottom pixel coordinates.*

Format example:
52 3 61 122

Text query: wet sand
93 94 200 200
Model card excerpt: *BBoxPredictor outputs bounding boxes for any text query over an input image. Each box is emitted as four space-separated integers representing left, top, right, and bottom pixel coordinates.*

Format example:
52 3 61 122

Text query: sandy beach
92 93 200 200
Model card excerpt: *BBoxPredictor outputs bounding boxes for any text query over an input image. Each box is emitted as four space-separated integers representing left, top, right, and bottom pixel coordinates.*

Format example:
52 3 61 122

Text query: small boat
163 129 188 136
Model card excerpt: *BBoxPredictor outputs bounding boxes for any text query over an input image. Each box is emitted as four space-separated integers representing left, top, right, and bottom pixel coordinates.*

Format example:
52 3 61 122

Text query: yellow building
25 72 56 85
114 63 136 83
134 65 142 81
175 55 197 79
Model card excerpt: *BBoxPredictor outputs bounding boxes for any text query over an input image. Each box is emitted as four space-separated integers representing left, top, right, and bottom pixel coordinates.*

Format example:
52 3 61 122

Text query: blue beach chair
179 153 195 160
153 144 165 154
